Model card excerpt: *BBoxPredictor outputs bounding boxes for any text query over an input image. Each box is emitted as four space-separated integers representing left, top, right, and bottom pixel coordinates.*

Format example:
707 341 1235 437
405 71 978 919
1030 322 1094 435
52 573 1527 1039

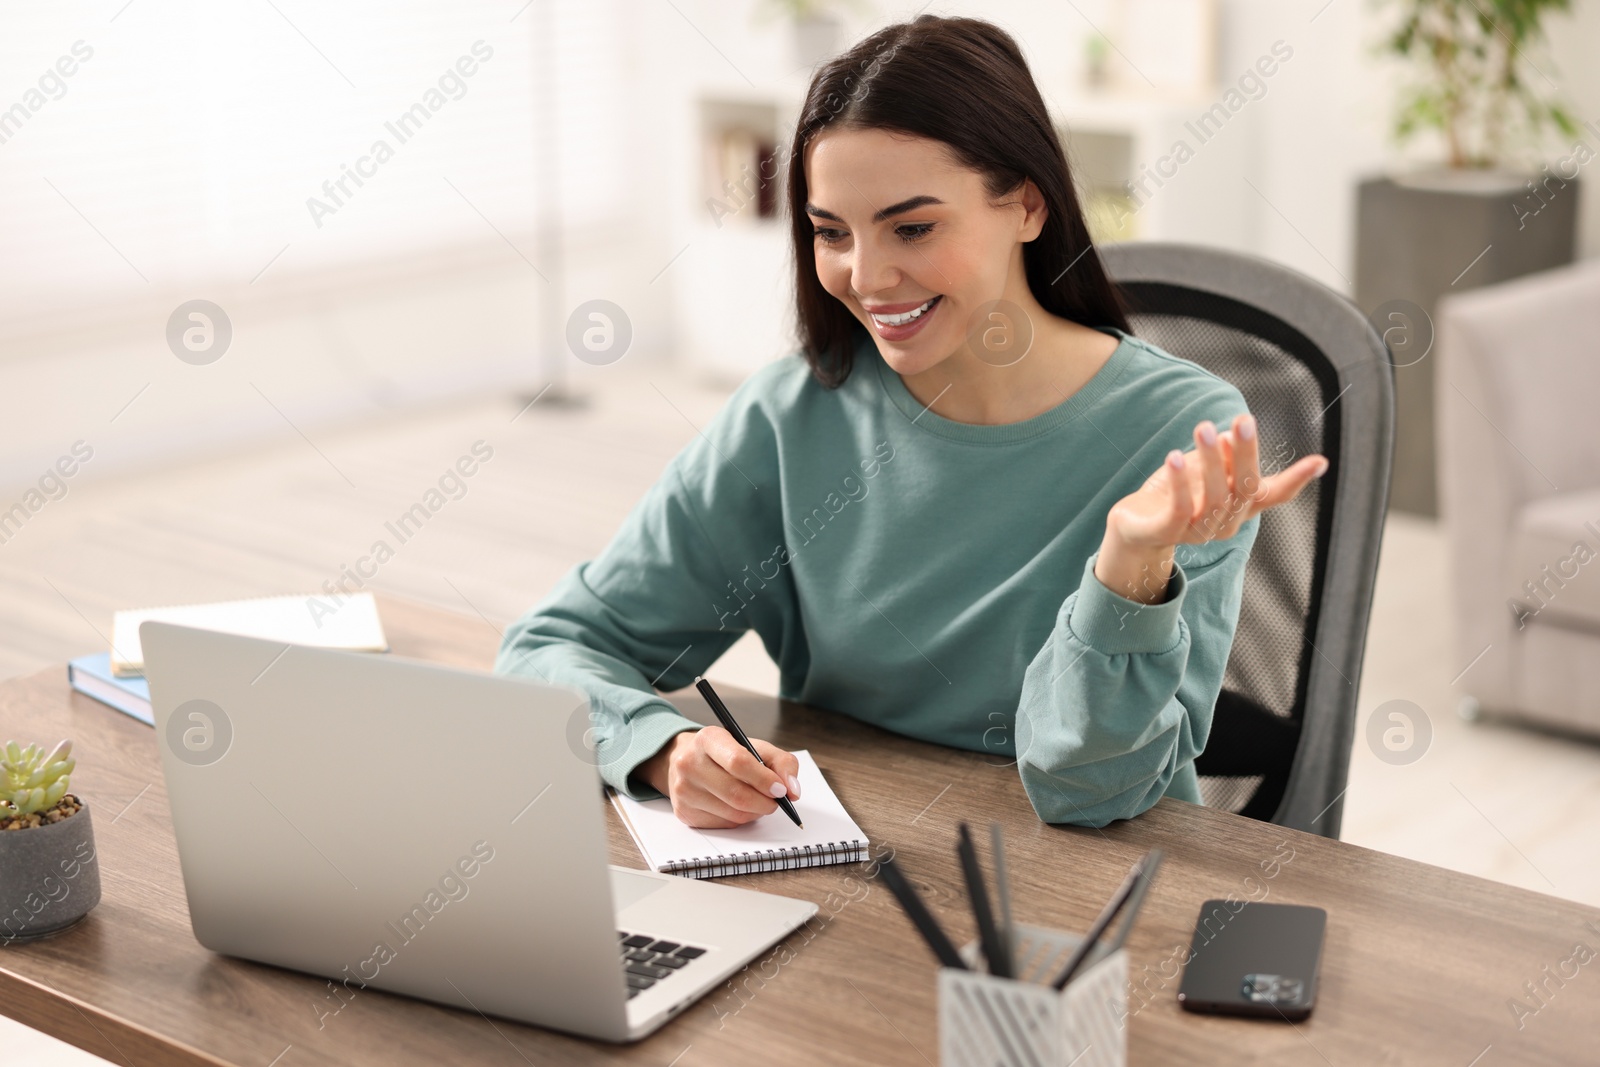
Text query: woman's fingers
676 782 760 827
707 729 790 800
1163 449 1192 539
700 759 780 818
1109 415 1322 554
662 726 804 827
701 727 789 813
751 738 802 800
1190 421 1230 538
1231 414 1263 505
706 767 780 817
661 727 773 826
1195 416 1259 541
1250 454 1329 512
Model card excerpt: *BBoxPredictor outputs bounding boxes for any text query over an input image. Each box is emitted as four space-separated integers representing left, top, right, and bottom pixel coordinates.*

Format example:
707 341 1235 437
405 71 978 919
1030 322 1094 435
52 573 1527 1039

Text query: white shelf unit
674 87 804 382
1055 92 1259 252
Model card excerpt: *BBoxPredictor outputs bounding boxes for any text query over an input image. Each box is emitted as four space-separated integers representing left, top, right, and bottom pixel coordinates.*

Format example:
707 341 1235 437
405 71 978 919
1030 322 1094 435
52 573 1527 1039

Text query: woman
495 15 1326 829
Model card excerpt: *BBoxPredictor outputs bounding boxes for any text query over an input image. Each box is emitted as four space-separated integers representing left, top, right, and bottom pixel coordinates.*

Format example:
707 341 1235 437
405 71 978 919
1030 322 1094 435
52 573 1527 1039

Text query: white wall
0 0 678 495
2 0 1595 495
1546 1 1600 258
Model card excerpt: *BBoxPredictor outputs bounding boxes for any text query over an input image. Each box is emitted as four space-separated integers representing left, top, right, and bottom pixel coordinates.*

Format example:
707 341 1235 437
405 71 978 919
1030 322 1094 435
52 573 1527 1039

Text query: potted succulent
1355 0 1584 516
0 740 101 943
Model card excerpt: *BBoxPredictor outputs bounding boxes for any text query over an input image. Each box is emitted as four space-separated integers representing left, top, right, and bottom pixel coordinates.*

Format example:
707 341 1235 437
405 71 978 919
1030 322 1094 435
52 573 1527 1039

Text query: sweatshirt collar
869 325 1135 445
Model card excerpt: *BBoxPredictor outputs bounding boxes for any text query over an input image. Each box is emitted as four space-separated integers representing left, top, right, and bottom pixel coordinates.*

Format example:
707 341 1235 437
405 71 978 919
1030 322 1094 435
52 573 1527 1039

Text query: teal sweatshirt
494 326 1259 827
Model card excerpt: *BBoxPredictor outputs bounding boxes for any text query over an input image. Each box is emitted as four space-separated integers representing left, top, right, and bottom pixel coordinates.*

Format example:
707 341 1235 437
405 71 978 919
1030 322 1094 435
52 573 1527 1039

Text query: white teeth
871 297 937 327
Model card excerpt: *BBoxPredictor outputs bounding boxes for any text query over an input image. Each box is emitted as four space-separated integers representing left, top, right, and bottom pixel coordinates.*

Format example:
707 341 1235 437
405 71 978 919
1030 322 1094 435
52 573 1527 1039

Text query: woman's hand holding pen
636 727 802 829
1094 412 1328 605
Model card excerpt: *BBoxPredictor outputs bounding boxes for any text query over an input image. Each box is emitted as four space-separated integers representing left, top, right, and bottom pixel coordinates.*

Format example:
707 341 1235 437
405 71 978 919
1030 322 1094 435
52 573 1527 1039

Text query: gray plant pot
1354 168 1580 517
0 800 101 944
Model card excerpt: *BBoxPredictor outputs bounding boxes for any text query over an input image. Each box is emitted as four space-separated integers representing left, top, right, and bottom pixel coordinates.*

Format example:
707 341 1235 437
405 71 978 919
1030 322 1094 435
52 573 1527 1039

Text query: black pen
1103 848 1164 957
957 822 1013 978
990 821 1016 978
877 856 968 970
693 675 802 828
1050 850 1160 991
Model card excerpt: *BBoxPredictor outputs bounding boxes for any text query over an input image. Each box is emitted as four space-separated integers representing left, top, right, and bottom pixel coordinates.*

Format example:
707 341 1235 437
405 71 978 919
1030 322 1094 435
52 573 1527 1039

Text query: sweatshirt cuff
1066 551 1188 656
600 703 704 799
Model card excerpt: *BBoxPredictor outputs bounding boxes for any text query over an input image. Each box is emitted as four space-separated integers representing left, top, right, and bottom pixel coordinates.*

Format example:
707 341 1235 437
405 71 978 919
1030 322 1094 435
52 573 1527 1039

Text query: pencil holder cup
938 923 1127 1067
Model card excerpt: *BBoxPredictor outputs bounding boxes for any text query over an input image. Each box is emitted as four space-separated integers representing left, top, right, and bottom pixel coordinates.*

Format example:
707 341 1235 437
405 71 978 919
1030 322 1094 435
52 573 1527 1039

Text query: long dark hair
786 14 1130 388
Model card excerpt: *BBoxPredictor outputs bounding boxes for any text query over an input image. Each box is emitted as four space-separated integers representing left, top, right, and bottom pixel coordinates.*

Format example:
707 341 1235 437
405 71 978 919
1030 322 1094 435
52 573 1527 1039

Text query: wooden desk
2 596 1595 1066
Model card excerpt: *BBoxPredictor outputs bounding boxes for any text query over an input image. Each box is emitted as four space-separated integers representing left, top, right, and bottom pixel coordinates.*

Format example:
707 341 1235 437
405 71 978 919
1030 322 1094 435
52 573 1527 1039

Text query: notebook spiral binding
661 841 869 879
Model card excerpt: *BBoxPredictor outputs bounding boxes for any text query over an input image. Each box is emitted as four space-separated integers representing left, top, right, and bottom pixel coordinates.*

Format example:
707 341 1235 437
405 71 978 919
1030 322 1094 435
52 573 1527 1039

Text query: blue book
67 652 152 727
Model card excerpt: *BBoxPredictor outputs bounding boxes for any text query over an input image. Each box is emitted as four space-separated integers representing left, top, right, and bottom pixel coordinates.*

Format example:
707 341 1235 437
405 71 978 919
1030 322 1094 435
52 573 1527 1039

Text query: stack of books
67 592 388 725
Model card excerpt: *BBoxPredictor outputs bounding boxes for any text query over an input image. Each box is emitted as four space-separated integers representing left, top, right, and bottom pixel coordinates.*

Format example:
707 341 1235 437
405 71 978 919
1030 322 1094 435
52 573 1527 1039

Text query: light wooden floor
4 361 1599 1063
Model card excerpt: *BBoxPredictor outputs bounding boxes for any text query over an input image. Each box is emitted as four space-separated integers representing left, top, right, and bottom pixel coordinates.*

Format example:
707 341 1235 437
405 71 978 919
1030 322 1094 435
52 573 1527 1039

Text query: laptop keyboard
618 931 707 999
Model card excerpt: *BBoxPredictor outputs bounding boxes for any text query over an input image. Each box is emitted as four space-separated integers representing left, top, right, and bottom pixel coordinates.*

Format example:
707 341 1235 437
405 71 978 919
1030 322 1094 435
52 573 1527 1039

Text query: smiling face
804 125 1046 379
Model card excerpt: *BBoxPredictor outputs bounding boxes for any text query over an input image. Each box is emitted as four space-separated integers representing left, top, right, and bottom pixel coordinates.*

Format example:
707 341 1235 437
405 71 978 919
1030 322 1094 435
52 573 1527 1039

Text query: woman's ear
1016 177 1049 243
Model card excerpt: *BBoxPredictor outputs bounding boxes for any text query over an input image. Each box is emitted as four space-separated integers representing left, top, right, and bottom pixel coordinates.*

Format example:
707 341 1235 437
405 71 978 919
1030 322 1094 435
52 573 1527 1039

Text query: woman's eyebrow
805 194 945 223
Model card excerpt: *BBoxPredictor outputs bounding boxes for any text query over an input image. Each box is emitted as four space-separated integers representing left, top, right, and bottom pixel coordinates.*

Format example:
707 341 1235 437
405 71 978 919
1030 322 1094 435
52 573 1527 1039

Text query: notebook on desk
109 592 388 676
611 749 868 878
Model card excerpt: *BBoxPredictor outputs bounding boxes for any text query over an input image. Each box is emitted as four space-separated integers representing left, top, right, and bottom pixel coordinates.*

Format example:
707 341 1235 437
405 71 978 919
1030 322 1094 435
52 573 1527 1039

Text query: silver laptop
140 621 817 1042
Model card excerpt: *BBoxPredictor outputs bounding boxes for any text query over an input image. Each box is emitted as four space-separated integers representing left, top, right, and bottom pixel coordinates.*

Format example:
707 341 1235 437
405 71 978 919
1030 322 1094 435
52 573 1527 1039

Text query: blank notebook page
611 749 868 878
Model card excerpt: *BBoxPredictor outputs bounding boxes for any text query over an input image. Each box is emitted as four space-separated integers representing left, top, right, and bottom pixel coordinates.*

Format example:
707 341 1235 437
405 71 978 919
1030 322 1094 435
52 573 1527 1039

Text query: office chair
1098 243 1394 838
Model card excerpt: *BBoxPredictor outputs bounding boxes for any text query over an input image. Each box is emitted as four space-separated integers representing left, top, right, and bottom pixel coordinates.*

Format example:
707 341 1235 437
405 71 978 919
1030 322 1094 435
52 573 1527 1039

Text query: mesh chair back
1098 243 1393 837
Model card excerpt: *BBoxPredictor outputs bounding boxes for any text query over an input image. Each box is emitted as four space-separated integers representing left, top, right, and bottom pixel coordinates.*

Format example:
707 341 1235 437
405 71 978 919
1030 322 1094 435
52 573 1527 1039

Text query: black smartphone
1176 901 1326 1020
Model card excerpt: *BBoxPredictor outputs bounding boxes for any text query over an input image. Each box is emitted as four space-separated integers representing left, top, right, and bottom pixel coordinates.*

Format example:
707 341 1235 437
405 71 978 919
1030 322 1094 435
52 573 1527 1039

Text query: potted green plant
1355 0 1585 516
1385 0 1579 171
756 0 866 71
0 740 101 943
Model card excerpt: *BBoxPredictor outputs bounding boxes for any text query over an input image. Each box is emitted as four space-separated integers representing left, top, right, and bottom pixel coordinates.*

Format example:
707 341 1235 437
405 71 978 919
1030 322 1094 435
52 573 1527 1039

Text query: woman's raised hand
1110 412 1327 550
1094 413 1327 603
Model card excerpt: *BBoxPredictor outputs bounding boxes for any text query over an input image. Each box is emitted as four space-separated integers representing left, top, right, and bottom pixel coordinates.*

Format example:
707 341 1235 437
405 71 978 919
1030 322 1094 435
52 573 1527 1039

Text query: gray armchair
1437 257 1600 736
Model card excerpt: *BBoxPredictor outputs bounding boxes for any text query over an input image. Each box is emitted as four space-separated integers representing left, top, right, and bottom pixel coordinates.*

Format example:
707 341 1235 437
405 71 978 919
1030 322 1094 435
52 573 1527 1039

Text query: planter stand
1354 169 1580 517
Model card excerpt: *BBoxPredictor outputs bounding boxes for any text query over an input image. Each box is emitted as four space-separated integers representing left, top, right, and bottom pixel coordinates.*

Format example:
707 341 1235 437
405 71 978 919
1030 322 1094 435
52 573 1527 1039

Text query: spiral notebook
611 749 869 879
